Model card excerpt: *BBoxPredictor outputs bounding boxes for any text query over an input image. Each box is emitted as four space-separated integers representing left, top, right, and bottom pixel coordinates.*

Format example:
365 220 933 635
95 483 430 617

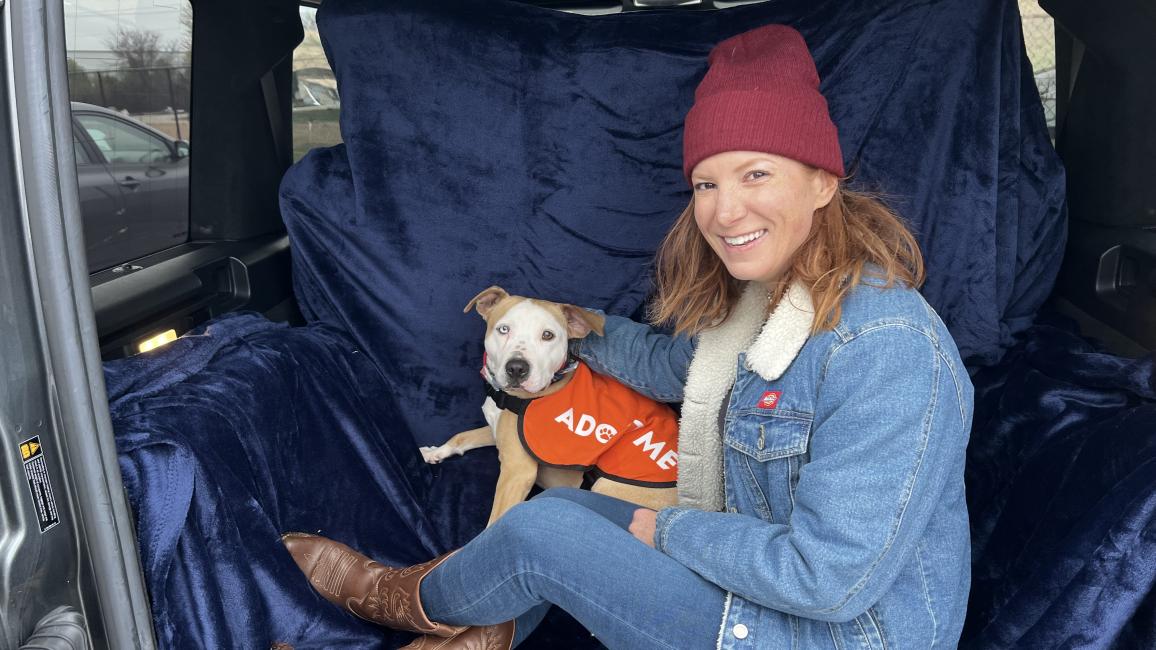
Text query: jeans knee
491 497 586 551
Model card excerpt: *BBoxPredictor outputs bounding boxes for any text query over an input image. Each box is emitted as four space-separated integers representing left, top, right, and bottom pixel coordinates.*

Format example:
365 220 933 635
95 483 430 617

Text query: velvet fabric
962 316 1156 649
281 0 1066 451
106 313 505 649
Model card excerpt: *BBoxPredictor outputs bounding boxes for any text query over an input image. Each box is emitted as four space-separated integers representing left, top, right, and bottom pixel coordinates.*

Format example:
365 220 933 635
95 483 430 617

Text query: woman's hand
630 508 658 548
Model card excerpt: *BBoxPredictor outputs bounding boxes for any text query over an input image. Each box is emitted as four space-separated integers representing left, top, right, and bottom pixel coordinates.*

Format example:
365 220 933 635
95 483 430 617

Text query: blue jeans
421 488 726 649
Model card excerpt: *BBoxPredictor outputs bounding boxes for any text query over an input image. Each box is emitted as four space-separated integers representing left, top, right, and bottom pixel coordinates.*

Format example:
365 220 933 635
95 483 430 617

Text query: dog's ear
561 305 605 339
464 286 509 318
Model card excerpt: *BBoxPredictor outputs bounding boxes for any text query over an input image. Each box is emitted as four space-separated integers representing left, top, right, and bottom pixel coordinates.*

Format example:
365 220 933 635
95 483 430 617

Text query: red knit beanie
682 24 844 182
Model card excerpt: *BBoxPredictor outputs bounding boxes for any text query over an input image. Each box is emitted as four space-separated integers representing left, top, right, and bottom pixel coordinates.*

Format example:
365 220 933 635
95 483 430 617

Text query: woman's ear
812 170 839 210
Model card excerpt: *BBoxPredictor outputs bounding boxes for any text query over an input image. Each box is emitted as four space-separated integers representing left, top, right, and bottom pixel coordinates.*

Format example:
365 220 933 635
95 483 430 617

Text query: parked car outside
71 102 190 273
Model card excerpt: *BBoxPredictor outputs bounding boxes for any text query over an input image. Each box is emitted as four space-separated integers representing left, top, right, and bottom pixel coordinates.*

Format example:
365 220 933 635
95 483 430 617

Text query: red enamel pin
758 391 782 409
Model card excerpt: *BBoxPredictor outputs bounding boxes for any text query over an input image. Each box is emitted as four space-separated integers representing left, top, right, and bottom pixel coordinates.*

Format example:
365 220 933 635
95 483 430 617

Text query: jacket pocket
723 410 813 523
724 409 812 462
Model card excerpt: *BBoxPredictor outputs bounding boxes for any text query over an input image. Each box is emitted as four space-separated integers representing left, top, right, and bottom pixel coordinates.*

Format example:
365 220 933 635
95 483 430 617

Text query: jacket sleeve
653 325 973 622
575 314 695 403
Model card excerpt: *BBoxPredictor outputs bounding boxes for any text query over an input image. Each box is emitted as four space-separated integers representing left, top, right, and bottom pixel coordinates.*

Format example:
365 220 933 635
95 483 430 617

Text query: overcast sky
64 0 188 52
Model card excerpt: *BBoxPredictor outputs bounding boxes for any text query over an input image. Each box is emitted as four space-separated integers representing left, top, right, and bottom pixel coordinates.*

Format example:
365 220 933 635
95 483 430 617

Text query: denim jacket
578 279 973 649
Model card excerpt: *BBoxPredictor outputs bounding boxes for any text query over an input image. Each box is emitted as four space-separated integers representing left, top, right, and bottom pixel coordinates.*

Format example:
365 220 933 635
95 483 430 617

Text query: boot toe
280 532 371 601
281 532 327 577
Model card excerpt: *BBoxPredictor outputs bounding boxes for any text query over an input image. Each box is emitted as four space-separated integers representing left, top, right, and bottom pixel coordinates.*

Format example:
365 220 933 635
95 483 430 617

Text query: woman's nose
715 188 746 226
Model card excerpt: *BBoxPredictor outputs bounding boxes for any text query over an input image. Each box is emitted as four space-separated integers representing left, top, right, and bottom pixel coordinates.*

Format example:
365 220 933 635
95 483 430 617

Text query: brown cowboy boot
402 621 515 650
281 533 466 637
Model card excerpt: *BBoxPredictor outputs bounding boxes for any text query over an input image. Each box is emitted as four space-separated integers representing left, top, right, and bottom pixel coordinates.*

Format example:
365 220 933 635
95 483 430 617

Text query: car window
65 0 192 273
73 131 92 165
76 114 171 164
292 6 341 160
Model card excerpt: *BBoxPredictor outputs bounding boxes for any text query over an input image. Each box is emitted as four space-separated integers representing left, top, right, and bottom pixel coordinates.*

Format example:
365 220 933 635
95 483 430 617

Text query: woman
283 24 973 649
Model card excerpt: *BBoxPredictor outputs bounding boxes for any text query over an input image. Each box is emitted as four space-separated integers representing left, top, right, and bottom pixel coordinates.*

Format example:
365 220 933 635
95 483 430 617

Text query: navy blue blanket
107 313 473 648
962 317 1156 649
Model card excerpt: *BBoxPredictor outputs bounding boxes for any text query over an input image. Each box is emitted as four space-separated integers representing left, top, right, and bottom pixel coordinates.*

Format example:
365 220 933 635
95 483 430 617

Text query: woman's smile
722 229 767 249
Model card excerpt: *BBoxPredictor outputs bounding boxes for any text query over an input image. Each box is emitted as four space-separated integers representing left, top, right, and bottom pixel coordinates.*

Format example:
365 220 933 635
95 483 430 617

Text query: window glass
292 6 342 160
77 114 173 164
65 0 192 273
73 132 92 165
1019 0 1056 138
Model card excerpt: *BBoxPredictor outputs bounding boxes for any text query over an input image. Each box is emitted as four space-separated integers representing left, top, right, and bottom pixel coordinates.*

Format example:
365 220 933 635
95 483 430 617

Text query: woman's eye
746 170 769 181
497 324 510 335
542 330 555 341
693 182 715 191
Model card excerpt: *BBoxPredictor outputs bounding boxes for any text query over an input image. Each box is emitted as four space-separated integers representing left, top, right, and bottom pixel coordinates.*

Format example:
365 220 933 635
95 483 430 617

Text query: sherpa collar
746 280 815 381
677 280 814 511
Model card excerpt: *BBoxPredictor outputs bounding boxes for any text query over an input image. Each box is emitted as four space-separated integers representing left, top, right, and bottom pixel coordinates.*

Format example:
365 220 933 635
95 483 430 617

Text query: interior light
138 329 178 353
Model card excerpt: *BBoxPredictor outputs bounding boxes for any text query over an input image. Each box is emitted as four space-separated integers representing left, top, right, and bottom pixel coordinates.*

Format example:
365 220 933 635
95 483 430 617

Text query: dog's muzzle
504 358 530 386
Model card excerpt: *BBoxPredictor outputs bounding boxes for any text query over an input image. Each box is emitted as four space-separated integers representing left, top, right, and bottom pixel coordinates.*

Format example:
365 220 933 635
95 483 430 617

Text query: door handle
1096 244 1156 310
117 177 141 190
194 257 252 316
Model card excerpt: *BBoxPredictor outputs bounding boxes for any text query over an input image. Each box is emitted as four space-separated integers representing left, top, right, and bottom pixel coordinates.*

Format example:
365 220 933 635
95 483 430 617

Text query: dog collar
552 354 580 383
484 382 533 415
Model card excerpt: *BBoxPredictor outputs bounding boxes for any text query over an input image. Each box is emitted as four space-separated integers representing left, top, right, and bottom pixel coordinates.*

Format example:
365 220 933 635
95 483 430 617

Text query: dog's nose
505 358 530 383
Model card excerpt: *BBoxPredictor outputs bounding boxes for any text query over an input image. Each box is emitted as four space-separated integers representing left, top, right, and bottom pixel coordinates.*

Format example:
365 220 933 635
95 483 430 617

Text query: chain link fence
1020 0 1056 134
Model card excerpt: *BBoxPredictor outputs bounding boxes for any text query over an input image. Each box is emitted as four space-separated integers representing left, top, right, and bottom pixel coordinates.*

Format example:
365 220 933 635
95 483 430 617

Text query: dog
420 286 679 526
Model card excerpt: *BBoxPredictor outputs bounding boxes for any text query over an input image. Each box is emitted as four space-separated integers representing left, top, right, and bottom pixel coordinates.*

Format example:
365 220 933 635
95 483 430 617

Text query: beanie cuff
683 89 845 181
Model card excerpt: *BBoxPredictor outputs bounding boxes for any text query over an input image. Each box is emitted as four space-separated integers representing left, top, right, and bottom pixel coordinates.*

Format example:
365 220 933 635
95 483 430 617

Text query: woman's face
691 151 837 289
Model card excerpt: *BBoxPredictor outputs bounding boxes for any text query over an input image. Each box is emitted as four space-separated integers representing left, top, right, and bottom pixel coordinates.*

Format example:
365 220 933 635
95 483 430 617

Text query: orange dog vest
487 362 679 487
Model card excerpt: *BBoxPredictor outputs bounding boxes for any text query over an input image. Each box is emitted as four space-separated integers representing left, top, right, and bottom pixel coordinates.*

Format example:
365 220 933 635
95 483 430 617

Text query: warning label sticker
20 436 60 533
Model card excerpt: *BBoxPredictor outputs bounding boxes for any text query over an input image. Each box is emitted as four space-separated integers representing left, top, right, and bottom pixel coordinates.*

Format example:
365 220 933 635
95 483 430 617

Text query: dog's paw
420 445 453 464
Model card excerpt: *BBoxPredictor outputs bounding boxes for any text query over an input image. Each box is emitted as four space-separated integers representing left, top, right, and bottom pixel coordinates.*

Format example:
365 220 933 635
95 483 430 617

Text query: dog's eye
541 330 555 341
496 324 510 335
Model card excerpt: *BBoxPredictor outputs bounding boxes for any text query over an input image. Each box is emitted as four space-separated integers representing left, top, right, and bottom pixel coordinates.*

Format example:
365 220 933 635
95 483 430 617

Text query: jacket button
732 623 749 639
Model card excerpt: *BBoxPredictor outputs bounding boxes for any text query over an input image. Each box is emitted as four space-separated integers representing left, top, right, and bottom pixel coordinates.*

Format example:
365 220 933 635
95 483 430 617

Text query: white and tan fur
420 286 678 526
